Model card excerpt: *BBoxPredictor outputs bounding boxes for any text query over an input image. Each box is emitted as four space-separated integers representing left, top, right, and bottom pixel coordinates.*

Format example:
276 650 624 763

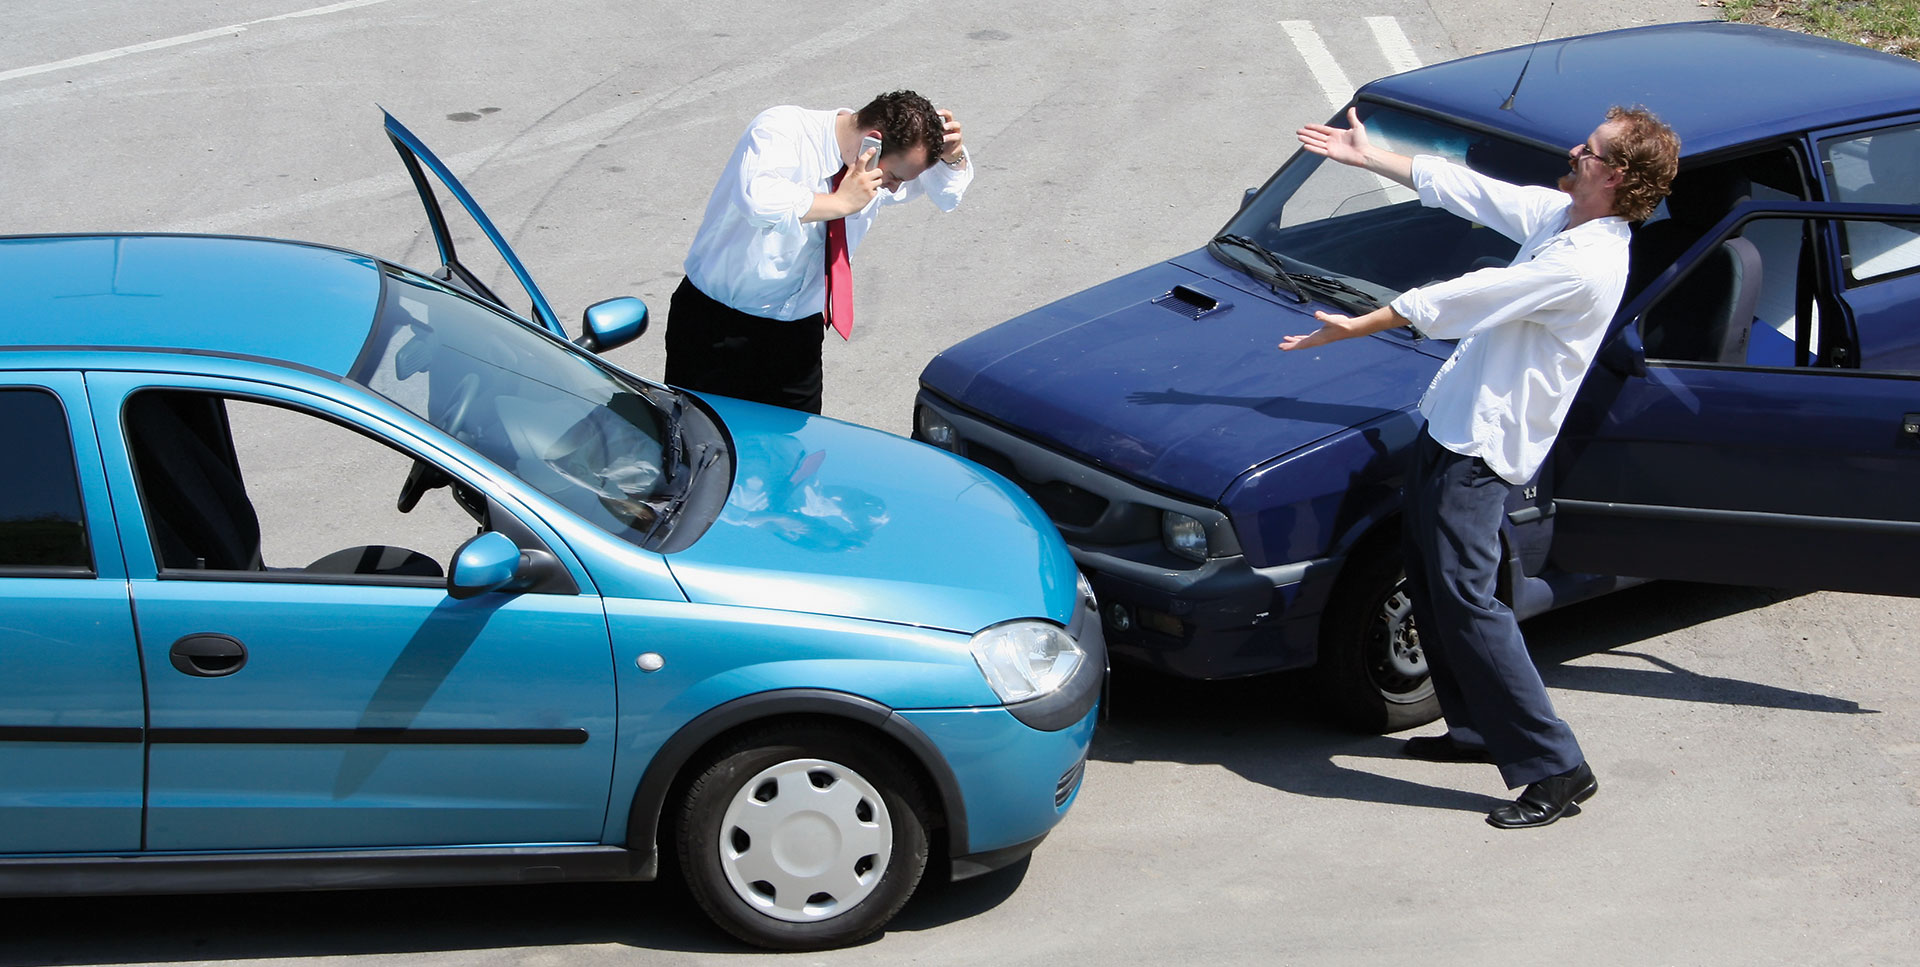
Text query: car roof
0 234 382 376
1360 22 1920 159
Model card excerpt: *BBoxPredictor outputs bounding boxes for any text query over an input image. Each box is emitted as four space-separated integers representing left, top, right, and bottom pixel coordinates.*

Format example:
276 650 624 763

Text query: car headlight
969 620 1084 703
915 405 958 451
1162 511 1209 562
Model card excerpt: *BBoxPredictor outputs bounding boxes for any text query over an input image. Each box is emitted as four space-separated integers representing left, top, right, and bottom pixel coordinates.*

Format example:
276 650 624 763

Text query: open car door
384 111 566 339
1549 199 1920 597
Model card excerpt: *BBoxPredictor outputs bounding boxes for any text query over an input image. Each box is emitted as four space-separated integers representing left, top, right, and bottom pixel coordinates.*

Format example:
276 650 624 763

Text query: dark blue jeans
1402 430 1583 788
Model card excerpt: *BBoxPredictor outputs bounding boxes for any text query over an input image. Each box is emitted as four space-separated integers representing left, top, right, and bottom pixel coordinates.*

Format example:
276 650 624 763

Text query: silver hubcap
1380 585 1426 679
718 757 891 923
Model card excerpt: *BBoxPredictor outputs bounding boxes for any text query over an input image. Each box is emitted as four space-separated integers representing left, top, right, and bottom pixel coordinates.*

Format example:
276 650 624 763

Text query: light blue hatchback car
0 114 1102 950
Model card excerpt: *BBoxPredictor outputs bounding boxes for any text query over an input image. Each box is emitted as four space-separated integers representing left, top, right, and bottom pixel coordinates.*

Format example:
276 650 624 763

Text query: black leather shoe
1402 733 1493 763
1486 762 1598 829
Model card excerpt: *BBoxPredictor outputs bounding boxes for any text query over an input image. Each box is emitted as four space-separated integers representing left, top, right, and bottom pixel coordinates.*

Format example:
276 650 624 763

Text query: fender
621 688 969 879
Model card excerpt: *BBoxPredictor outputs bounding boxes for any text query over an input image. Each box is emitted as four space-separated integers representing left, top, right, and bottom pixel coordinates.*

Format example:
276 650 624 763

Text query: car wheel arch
622 689 966 880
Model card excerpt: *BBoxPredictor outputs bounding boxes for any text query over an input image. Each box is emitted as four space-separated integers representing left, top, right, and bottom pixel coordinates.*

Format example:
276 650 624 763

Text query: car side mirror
1240 187 1258 212
575 296 649 353
448 531 524 599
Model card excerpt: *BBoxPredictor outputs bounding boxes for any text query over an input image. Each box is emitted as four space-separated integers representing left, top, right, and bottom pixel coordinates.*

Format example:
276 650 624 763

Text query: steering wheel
396 459 453 513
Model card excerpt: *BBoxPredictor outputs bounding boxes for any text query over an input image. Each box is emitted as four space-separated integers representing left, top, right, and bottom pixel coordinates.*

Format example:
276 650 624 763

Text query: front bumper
896 701 1096 872
915 393 1333 679
1080 550 1331 679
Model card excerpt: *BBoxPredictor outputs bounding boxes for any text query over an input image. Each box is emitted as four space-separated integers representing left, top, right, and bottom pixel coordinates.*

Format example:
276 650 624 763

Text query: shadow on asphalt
2 857 1029 963
1091 580 1873 811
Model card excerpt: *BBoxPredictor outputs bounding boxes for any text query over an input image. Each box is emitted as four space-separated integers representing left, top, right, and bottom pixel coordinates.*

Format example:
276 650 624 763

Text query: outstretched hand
1278 310 1354 351
1296 107 1371 168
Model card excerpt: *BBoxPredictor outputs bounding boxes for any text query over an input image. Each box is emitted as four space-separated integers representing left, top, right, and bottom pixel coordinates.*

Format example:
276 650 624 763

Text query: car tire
675 724 930 950
1311 549 1441 733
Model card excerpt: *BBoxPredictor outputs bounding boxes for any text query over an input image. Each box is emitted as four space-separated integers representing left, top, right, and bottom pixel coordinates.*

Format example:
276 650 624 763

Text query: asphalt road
6 2 1918 965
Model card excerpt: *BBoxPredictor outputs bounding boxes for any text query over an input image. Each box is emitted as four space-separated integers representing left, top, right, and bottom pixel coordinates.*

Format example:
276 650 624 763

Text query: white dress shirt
1389 155 1631 484
683 106 973 321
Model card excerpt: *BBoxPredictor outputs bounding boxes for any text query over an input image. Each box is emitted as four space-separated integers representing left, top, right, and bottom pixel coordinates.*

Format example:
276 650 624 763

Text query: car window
124 390 483 582
351 268 675 547
0 388 90 572
1637 213 1920 374
1222 104 1567 301
1821 124 1920 284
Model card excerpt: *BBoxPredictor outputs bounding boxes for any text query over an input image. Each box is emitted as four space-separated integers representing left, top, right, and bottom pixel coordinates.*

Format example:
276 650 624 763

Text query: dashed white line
1365 16 1423 75
0 0 400 84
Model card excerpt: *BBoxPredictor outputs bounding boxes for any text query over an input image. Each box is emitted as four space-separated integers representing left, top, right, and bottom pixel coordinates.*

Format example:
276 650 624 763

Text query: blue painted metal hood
919 251 1446 503
664 397 1079 634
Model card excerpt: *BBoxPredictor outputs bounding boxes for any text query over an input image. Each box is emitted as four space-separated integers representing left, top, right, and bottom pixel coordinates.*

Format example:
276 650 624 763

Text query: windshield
351 268 674 545
1218 103 1568 308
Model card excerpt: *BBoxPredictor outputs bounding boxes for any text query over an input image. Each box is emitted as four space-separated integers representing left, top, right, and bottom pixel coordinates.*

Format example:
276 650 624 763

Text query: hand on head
936 108 965 163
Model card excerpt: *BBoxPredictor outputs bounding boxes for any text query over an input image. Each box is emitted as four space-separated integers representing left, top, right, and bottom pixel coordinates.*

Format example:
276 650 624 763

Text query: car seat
125 393 265 571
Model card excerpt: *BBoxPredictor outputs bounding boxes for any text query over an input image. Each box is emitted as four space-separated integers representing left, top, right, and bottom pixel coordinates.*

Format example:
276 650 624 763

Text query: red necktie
824 166 854 340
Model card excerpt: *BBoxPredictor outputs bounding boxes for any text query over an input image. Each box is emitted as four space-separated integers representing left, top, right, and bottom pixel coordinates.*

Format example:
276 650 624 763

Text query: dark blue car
913 22 1920 731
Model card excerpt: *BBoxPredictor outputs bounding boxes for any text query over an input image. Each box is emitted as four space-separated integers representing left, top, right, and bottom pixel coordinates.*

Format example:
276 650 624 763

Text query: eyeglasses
1571 142 1616 168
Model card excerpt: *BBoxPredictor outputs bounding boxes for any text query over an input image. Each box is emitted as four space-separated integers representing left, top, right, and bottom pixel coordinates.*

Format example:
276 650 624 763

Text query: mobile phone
859 134 883 164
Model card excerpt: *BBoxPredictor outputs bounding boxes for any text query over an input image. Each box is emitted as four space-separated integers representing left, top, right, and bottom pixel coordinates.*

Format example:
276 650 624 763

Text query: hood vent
1151 284 1227 319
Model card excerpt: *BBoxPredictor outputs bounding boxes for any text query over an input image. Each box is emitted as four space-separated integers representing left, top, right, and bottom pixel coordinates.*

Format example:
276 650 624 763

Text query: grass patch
1718 0 1920 58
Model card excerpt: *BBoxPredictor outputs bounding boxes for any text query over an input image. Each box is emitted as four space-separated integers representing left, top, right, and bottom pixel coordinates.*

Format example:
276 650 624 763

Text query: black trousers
1401 430 1584 788
664 277 826 414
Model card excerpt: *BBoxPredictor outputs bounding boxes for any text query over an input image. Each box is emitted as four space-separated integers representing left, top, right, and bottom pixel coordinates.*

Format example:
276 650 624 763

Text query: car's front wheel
675 724 930 950
1311 549 1441 733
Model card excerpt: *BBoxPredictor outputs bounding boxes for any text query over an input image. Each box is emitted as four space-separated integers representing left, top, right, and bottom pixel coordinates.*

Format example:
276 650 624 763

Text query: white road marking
0 0 400 84
1279 20 1355 110
1365 16 1423 75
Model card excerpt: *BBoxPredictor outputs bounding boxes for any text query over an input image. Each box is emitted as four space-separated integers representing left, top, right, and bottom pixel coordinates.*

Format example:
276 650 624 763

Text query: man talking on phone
665 90 971 414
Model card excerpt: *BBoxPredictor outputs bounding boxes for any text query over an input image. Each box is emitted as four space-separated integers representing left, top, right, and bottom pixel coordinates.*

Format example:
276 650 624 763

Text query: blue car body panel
0 236 379 376
0 375 145 854
1362 22 1920 160
927 252 1445 505
896 704 1096 853
667 395 1080 632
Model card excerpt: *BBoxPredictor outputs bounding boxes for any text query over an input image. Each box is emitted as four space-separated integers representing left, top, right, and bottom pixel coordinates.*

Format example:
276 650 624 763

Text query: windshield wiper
659 395 686 486
1291 272 1382 311
642 441 719 545
1210 234 1308 304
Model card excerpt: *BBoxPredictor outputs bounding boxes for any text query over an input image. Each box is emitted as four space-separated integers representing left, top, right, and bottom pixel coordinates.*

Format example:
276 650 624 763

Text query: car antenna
1499 2 1555 111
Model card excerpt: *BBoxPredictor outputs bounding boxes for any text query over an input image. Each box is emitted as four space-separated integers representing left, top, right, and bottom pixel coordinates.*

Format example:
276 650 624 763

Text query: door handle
169 633 248 677
1905 413 1920 437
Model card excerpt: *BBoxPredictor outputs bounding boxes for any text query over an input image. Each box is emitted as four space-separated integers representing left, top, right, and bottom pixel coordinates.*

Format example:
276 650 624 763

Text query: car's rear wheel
675 724 930 950
1311 549 1441 733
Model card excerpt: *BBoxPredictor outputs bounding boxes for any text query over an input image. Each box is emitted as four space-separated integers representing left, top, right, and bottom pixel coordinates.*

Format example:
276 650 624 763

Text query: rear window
0 388 91 572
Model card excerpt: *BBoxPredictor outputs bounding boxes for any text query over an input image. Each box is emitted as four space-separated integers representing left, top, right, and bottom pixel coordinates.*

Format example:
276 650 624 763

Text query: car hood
664 396 1079 634
919 250 1447 502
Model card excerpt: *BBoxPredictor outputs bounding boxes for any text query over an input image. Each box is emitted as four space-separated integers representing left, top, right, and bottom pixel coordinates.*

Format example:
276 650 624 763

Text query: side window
0 389 91 572
1820 124 1920 284
1631 152 1814 368
124 390 482 581
1638 213 1920 374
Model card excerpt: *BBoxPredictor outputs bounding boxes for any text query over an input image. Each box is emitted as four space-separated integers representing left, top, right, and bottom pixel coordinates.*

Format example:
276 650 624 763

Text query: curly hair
1604 105 1680 222
853 90 946 162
